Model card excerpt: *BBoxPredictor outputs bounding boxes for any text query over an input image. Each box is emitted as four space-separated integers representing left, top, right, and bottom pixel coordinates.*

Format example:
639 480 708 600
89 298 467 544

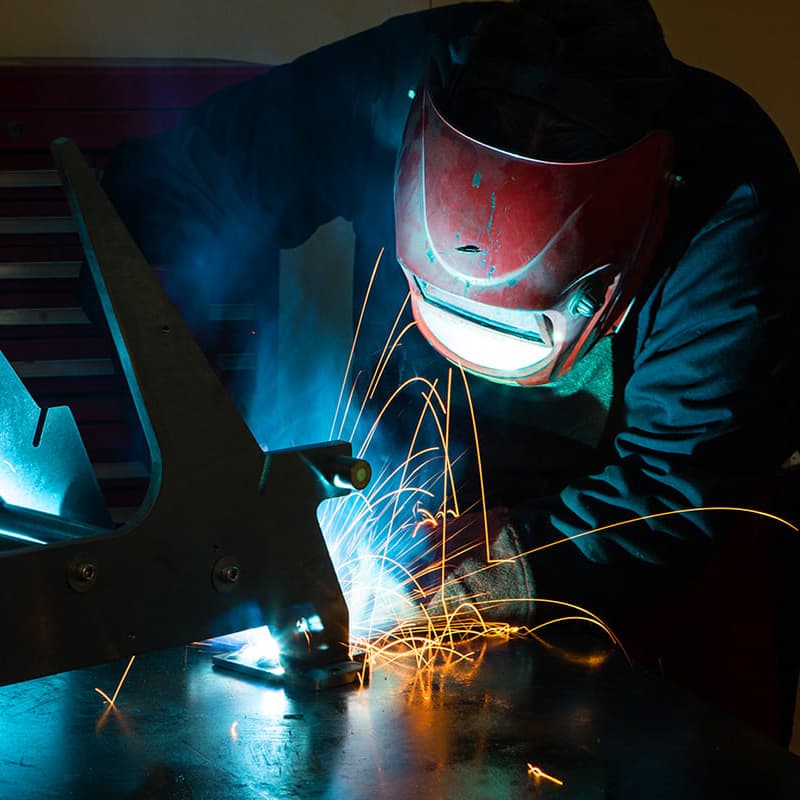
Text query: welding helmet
394 72 674 386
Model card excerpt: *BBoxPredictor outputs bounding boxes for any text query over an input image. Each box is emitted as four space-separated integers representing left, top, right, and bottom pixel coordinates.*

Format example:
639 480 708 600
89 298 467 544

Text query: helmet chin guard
394 78 674 386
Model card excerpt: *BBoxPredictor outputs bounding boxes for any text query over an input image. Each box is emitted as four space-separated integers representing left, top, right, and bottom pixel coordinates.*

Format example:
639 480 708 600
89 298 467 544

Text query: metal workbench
2 632 798 799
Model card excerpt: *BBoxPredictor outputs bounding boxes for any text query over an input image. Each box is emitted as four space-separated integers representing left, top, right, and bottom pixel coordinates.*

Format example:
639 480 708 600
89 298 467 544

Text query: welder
102 1 800 742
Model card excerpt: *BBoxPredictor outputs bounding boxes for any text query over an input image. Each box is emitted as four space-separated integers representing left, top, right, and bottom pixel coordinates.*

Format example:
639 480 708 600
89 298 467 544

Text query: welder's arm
102 56 371 325
102 5 490 321
514 186 798 614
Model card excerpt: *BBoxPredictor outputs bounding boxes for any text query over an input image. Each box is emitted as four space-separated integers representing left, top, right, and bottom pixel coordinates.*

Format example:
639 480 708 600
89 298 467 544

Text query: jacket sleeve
102 5 490 318
519 183 800 610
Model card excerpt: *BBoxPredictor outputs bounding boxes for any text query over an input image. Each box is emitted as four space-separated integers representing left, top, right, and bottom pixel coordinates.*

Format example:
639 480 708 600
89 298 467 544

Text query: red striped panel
0 61 269 110
0 109 188 151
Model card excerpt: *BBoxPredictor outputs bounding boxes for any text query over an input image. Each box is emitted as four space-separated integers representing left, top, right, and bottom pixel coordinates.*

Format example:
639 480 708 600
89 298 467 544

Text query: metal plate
0 349 110 532
0 636 798 799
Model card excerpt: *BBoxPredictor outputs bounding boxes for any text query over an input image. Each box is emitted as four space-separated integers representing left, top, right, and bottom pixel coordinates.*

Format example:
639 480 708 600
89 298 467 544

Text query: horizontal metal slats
10 357 115 378
0 217 75 234
0 60 276 526
0 169 61 188
0 260 81 279
0 307 88 325
0 155 146 520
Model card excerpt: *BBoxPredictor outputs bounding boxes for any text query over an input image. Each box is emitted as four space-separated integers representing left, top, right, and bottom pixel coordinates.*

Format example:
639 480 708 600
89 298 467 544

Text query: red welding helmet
394 77 674 386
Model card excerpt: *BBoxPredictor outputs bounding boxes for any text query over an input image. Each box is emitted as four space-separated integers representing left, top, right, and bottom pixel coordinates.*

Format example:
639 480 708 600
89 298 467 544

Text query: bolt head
220 565 241 584
68 557 99 592
211 556 242 592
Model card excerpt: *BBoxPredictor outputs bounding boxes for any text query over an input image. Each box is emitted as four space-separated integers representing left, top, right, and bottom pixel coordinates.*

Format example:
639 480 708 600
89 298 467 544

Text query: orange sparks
350 583 627 676
519 506 798 563
330 247 384 441
94 655 136 733
94 655 136 708
411 505 457 538
527 763 564 787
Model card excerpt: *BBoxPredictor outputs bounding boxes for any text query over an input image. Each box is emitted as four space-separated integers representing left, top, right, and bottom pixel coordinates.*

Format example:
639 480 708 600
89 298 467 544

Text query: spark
94 655 136 708
330 247 384 441
365 296 412 402
230 720 239 741
520 506 798 561
94 655 136 733
527 763 564 787
341 541 627 673
439 369 453 603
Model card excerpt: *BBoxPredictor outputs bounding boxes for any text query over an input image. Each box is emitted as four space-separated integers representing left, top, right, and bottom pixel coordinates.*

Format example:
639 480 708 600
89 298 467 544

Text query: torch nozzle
324 456 372 492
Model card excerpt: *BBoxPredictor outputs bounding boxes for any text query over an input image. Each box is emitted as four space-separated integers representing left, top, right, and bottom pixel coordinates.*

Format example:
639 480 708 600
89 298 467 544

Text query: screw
219 565 240 585
211 556 242 592
76 562 97 583
67 558 100 592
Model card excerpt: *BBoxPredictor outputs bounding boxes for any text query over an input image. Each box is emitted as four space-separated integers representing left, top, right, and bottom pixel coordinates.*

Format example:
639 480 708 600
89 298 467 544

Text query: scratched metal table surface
1 633 799 800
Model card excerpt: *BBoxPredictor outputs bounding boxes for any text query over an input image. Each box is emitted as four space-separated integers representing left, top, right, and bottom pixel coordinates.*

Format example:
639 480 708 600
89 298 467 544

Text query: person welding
103 1 800 742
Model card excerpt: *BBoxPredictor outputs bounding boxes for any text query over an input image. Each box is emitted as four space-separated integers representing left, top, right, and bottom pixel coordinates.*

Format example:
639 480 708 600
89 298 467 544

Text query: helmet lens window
416 298 552 375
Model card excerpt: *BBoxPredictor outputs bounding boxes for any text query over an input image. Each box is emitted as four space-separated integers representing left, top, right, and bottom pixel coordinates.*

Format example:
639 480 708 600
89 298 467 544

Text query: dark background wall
652 0 798 160
2 1 798 158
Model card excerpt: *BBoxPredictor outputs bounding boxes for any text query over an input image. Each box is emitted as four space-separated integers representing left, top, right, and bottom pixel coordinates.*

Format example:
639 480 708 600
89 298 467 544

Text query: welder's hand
418 508 535 623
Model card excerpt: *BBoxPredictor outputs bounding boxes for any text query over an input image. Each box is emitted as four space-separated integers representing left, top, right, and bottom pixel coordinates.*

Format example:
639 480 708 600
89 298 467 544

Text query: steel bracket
0 139 367 686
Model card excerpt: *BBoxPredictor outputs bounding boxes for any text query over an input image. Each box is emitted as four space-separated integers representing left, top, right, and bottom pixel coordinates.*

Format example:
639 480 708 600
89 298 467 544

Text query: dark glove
418 507 535 623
